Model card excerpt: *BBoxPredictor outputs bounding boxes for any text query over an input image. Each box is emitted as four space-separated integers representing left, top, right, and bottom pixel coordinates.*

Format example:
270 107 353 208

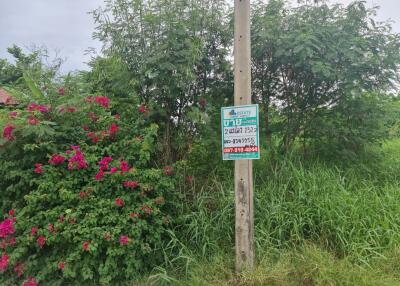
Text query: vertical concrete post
234 0 254 272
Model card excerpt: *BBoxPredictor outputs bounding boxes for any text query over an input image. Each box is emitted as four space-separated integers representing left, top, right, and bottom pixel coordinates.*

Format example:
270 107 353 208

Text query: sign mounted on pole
221 104 260 160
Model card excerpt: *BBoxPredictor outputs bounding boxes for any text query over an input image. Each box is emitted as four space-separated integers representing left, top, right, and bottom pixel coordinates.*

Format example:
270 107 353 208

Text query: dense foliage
0 0 400 285
252 0 400 152
0 87 178 285
92 0 232 163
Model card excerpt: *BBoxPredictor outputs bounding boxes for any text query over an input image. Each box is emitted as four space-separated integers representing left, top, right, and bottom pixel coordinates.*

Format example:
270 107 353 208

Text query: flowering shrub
0 93 177 285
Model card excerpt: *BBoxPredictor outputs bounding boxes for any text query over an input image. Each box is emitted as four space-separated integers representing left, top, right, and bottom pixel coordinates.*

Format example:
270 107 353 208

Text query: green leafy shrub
0 91 177 285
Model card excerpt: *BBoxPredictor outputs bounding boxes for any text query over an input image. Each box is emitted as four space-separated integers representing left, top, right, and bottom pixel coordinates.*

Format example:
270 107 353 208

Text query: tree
92 0 232 163
2 45 62 84
86 55 133 97
251 0 400 152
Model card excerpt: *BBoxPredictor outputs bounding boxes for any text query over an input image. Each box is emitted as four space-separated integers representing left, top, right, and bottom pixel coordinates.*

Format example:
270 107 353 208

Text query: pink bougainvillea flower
115 198 124 207
119 235 129 246
138 104 146 113
22 278 38 286
87 132 101 144
49 154 66 166
28 117 40 126
34 164 43 174
67 107 76 113
27 103 48 113
83 125 90 131
3 124 15 141
108 123 119 137
37 236 46 248
95 171 105 181
0 218 15 238
14 262 24 277
99 157 113 171
83 241 90 251
92 136 101 144
95 96 110 108
57 88 65 95
58 216 65 223
114 114 121 120
123 181 139 189
8 209 14 217
30 227 38 236
37 105 49 113
163 166 173 176
79 191 87 199
9 111 17 119
48 224 55 233
58 262 65 270
27 103 38 112
67 148 88 171
109 167 118 174
0 253 9 272
120 160 130 173
109 122 118 133
92 137 100 144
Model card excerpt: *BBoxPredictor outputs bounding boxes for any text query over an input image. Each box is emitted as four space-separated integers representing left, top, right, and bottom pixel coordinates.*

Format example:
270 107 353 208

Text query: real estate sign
221 104 260 160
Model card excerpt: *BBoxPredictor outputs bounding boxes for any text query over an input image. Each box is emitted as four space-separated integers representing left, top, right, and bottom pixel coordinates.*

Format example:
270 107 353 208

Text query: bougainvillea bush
0 91 177 285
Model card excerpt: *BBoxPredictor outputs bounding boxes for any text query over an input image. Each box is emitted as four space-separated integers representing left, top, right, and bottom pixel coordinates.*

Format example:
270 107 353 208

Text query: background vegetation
1 0 400 285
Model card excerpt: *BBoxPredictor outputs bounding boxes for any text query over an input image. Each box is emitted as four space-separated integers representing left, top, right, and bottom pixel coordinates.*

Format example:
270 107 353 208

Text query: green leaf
23 72 45 101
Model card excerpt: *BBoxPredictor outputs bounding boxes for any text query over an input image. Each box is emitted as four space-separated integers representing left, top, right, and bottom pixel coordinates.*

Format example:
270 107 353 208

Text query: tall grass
254 155 400 262
148 139 400 285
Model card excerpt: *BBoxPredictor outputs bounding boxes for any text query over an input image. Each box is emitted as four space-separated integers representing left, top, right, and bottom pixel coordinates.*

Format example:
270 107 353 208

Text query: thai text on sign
221 104 260 160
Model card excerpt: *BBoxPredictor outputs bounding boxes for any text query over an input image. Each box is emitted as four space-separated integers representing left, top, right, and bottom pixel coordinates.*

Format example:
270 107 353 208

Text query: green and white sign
221 104 260 160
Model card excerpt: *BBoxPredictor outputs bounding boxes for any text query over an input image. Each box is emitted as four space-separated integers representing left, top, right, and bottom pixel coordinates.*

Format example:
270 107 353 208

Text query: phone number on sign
223 147 259 153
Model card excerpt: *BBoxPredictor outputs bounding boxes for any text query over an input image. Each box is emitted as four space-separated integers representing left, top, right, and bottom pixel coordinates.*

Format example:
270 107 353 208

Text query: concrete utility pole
234 0 254 271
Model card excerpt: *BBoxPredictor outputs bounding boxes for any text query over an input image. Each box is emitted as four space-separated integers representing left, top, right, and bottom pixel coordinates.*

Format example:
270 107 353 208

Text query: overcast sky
0 0 399 74
0 0 103 73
